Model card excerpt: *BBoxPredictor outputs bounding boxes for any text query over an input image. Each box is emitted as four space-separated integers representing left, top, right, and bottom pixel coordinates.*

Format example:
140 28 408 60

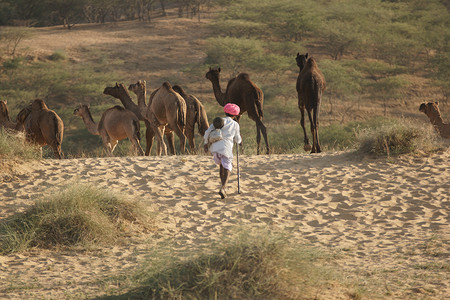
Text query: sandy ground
0 149 449 299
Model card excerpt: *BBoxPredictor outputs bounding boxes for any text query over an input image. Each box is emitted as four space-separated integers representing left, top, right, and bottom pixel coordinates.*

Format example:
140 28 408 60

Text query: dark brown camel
296 53 326 153
205 67 269 154
172 84 210 153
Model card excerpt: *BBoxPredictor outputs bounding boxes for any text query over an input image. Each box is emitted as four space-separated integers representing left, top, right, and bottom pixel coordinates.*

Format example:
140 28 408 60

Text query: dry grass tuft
0 183 154 254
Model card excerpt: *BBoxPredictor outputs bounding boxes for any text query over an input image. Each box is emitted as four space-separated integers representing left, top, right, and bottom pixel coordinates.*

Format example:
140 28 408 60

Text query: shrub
0 183 153 254
0 128 41 160
356 119 443 157
122 227 341 299
48 49 67 61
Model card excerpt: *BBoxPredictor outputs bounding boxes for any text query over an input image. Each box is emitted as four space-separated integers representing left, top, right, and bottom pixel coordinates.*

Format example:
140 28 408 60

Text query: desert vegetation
0 0 448 157
0 183 153 254
109 228 345 299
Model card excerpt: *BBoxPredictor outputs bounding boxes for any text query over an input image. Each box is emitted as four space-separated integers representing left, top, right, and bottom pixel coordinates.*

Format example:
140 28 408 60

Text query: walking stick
236 143 241 194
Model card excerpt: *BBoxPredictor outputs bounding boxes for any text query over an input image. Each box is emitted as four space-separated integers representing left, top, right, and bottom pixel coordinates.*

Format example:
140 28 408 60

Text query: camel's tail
253 88 264 120
177 98 186 130
54 114 64 146
51 112 64 159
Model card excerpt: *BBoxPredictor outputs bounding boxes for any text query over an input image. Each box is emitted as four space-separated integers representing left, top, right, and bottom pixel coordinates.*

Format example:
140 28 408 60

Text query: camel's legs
131 138 144 156
165 132 175 155
307 109 320 153
149 114 167 156
51 142 62 159
144 122 153 156
186 129 196 154
299 106 311 151
101 134 114 156
110 140 118 154
255 119 269 155
312 106 321 153
172 125 186 154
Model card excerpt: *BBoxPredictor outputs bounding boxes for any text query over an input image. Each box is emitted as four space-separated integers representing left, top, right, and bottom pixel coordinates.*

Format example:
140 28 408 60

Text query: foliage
0 26 32 56
113 227 340 299
0 183 153 254
48 50 67 61
356 118 443 157
0 128 41 160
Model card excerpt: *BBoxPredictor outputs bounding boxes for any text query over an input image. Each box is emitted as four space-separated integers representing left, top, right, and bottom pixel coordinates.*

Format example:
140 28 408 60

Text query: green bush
48 49 67 61
0 128 41 160
120 227 340 299
356 119 443 157
0 183 153 254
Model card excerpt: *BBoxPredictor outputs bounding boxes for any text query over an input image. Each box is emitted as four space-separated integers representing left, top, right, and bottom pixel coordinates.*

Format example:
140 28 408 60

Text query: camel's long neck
209 78 227 107
136 89 146 108
117 88 146 120
81 111 99 135
0 114 16 130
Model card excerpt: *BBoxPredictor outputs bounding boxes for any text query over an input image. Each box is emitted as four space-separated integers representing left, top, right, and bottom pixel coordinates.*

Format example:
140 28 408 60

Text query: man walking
204 103 242 198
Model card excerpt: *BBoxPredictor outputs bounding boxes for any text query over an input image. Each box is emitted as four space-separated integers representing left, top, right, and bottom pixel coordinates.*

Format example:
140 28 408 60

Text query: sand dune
0 150 449 299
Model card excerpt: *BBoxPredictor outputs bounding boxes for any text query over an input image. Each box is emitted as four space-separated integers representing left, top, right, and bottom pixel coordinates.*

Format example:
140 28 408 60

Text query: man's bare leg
219 165 230 199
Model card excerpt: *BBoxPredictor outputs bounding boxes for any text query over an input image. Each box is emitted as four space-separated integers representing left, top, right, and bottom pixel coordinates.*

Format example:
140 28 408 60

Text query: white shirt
204 117 242 158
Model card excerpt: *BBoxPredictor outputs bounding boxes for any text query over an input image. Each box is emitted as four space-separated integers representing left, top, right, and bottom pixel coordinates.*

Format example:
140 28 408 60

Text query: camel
126 80 177 155
296 53 326 153
419 102 450 139
143 81 187 155
14 99 64 159
103 83 155 155
73 104 145 156
172 84 210 153
205 67 269 154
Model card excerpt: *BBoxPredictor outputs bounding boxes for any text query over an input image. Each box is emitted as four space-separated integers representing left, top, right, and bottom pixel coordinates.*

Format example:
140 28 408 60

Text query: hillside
1 6 448 156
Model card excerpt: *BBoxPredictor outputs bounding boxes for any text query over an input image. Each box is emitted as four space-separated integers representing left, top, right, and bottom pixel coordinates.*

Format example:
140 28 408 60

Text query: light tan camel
205 67 269 154
13 99 64 159
103 83 155 155
103 82 179 155
128 81 197 154
419 102 450 139
126 80 176 155
172 85 210 153
144 81 187 155
296 53 326 153
73 104 144 156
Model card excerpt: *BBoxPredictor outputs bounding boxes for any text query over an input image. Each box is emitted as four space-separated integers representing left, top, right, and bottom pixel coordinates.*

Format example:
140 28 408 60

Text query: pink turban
224 103 240 116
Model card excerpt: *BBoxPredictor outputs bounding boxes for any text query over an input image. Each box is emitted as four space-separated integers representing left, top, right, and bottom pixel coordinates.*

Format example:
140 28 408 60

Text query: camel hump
237 73 250 81
162 81 173 91
32 99 48 110
172 85 187 98
308 57 318 65
16 105 32 123
111 105 126 112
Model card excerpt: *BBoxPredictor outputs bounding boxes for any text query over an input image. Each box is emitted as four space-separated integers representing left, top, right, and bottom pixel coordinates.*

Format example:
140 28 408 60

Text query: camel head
103 83 122 97
205 67 221 81
0 100 11 122
419 102 441 118
73 104 89 117
16 104 32 124
296 52 309 70
128 80 146 94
